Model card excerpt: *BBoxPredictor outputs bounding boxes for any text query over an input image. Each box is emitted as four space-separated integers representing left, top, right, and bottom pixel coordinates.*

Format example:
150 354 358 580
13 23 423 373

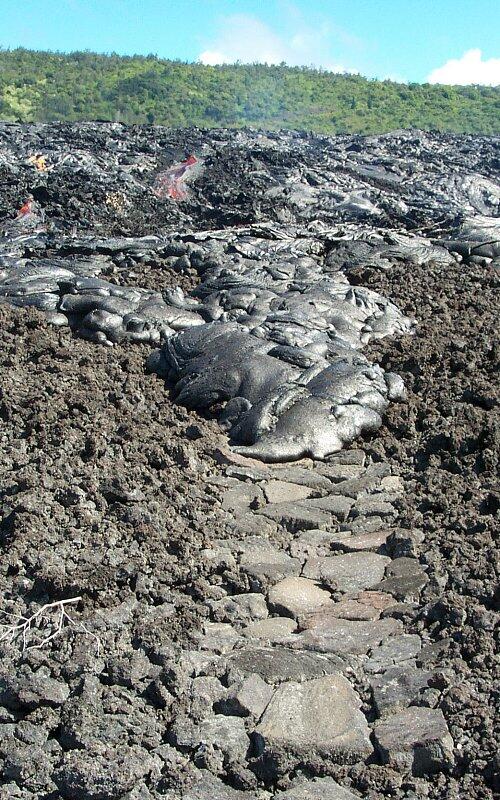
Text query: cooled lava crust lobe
0 124 498 800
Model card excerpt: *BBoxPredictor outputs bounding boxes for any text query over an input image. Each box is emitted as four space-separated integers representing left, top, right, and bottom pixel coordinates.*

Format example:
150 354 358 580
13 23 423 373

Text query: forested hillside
1 48 499 133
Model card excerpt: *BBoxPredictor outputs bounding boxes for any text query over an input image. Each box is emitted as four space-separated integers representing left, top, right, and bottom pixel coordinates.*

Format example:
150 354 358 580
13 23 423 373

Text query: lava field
0 123 498 800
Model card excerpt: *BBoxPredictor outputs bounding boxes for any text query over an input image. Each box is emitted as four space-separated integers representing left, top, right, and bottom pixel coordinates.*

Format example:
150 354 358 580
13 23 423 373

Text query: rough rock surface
0 124 498 800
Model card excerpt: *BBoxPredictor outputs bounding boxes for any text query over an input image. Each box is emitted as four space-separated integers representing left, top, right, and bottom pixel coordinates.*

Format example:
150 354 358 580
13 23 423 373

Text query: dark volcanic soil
366 256 499 798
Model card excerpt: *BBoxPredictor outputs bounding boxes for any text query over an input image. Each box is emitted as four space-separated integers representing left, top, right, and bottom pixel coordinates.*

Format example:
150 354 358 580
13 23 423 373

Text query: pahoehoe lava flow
1 125 498 462
0 124 498 800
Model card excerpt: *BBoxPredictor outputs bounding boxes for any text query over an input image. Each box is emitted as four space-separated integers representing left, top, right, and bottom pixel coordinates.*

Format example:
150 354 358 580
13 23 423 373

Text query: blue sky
1 0 499 84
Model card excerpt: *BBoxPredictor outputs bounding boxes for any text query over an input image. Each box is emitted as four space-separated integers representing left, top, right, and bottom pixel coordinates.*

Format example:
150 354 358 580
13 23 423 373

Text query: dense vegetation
1 48 499 134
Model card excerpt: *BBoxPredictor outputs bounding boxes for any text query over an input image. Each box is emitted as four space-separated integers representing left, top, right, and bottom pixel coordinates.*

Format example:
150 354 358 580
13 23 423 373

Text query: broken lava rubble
0 124 498 800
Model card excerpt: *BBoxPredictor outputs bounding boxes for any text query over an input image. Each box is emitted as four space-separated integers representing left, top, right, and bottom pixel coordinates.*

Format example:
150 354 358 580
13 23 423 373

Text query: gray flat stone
289 529 338 560
221 482 264 514
303 552 391 593
366 634 422 673
295 614 401 655
255 675 373 768
219 673 273 720
321 591 393 622
238 538 301 590
313 464 365 483
350 497 396 518
373 707 454 776
208 593 269 624
273 777 360 799
302 495 353 520
244 617 297 642
373 572 428 601
268 577 332 619
264 480 313 503
329 530 390 552
227 647 344 683
256 503 333 532
195 623 243 654
371 666 433 717
323 450 366 466
177 771 260 800
227 464 332 491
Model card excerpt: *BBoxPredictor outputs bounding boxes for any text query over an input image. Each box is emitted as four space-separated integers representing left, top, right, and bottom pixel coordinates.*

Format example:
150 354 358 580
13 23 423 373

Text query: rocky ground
0 124 498 800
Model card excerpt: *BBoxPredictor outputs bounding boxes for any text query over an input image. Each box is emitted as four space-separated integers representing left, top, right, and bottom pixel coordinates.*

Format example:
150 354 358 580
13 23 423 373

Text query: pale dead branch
0 597 101 656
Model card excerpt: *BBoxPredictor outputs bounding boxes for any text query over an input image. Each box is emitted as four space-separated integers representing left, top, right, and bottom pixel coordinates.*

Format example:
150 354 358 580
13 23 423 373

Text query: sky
1 0 499 85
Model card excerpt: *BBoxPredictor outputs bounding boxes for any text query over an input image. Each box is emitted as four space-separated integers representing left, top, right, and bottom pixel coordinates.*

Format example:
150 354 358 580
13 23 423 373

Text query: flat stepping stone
227 646 344 683
366 634 422 673
238 538 301 590
255 675 373 768
295 614 401 655
244 617 297 642
256 503 334 532
226 464 332 491
268 577 332 619
273 777 361 799
371 665 433 717
323 449 366 466
221 482 263 514
329 529 390 552
312 464 365 482
175 770 261 799
322 591 393 622
263 480 313 503
303 552 391 593
351 496 397 518
373 569 428 601
219 673 273 719
373 707 454 776
301 495 354 520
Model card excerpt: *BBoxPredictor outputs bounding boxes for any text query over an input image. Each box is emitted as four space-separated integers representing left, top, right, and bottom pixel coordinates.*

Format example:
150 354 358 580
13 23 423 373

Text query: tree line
1 48 499 134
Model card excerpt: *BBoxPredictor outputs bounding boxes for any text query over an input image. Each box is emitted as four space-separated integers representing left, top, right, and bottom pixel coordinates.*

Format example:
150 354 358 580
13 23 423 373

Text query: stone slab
373 707 454 776
227 647 344 684
303 552 391 593
295 614 402 656
329 530 390 553
273 778 360 800
255 675 373 767
263 480 313 504
256 503 333 532
244 617 297 643
371 666 432 717
268 577 332 619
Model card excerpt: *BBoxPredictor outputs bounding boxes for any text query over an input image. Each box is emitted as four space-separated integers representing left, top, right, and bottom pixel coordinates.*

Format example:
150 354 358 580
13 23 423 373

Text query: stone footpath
151 447 453 799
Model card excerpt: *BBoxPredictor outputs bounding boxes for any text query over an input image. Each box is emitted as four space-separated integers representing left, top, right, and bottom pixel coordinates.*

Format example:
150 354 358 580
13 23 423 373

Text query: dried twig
0 597 101 656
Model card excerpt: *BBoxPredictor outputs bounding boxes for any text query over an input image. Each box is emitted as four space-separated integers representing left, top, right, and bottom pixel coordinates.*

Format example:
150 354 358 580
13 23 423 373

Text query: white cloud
427 49 500 86
198 12 358 74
